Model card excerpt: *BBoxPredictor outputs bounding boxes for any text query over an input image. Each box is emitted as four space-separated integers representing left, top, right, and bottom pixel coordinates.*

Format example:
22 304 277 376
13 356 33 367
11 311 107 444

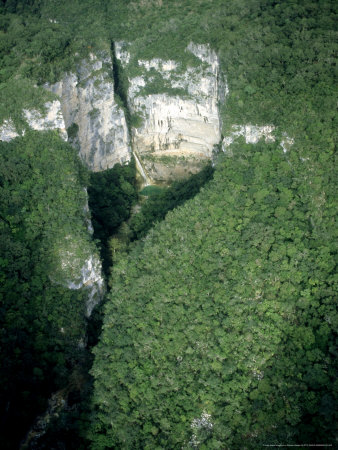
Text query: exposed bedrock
116 42 225 182
46 53 132 171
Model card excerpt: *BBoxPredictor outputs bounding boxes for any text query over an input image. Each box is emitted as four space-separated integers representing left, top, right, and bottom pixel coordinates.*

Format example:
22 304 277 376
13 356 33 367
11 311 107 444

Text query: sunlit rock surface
66 254 104 317
23 100 67 140
222 124 294 154
116 42 225 182
0 119 19 141
46 53 131 171
222 124 276 148
54 231 104 317
0 101 67 141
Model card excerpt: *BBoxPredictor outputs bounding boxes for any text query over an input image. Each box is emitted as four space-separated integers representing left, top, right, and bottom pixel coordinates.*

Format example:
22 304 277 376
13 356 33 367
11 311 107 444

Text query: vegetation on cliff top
0 0 336 448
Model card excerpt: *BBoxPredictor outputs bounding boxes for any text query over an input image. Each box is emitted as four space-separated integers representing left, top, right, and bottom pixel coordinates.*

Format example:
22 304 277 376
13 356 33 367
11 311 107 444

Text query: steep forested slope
0 0 337 448
90 142 336 448
0 131 93 448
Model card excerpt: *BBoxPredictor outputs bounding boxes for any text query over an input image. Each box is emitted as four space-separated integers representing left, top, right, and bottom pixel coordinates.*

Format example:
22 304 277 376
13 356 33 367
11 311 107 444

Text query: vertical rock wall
46 53 132 171
116 42 224 183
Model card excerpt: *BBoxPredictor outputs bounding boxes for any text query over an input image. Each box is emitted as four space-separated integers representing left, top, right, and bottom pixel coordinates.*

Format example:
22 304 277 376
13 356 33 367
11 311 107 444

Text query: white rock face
222 124 276 149
46 53 131 171
55 224 104 317
115 41 130 66
23 100 67 140
67 254 104 317
0 119 19 141
138 58 178 72
0 101 67 141
222 124 294 154
52 189 104 317
117 42 224 182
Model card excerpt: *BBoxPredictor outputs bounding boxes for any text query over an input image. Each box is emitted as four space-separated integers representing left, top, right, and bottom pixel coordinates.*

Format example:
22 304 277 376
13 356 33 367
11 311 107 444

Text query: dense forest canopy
91 141 337 448
0 0 337 448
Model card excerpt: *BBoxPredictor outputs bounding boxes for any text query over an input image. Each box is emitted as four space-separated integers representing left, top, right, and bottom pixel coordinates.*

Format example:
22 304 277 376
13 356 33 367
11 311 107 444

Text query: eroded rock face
52 215 104 317
222 124 294 154
116 42 224 182
222 124 276 149
46 53 131 171
23 100 67 140
0 100 67 141
66 254 104 317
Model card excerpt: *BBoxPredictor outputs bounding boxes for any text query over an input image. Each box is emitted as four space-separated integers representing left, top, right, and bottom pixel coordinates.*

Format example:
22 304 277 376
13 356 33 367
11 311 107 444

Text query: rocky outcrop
0 100 67 141
52 223 104 317
222 124 275 148
222 124 294 154
60 191 103 316
46 53 131 171
0 53 131 173
66 254 104 317
1 45 225 182
0 119 19 141
23 100 67 140
116 42 225 182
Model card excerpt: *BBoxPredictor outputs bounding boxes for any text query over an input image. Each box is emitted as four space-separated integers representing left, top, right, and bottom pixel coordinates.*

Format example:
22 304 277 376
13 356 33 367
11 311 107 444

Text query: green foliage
0 0 337 448
129 112 144 129
88 159 137 274
130 164 214 240
90 142 337 448
0 131 92 449
67 122 79 140
0 0 109 124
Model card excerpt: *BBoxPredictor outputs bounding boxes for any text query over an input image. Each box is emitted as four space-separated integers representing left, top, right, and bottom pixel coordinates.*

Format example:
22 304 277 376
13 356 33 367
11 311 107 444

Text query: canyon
0 42 293 317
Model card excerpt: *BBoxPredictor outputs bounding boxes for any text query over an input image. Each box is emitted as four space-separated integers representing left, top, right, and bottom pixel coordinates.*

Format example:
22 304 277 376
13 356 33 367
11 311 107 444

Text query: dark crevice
110 41 131 127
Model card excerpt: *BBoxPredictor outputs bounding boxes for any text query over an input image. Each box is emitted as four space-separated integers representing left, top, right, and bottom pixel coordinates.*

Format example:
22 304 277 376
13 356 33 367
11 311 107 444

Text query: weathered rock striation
116 42 225 182
46 53 131 171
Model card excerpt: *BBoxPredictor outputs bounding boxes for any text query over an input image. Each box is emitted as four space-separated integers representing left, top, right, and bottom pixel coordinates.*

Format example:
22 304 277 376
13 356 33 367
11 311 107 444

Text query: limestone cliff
0 100 66 141
23 100 68 140
1 45 225 182
46 53 131 171
116 42 224 182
